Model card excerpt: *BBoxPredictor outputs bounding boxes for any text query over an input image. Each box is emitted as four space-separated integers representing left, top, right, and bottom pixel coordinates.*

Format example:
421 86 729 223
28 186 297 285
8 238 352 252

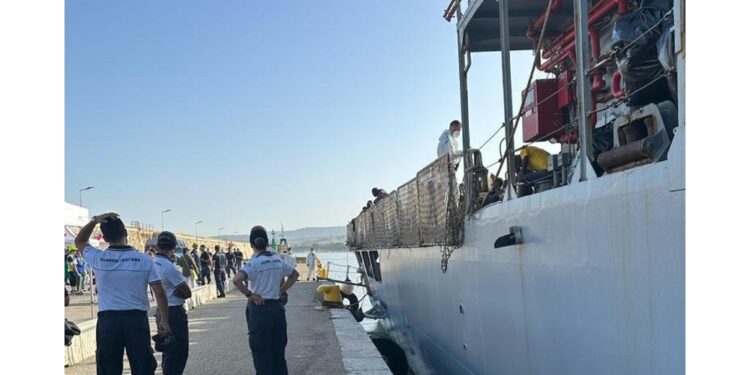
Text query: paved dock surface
65 282 347 375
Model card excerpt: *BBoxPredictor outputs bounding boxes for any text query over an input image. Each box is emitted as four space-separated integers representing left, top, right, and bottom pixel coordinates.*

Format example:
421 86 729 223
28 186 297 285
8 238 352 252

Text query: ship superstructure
346 1 684 374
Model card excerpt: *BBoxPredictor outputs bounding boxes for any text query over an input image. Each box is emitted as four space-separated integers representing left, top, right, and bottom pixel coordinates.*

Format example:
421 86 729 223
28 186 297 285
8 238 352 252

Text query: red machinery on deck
523 0 629 143
522 79 564 142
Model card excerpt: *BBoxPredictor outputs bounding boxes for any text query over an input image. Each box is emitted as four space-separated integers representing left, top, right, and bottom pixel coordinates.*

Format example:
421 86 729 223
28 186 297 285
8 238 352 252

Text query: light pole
218 227 224 237
79 186 94 207
195 220 202 237
161 209 171 230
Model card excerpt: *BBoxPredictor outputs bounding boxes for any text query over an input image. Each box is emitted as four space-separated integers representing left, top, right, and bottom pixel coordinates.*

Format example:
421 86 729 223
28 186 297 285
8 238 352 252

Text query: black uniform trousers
156 306 189 375
226 265 236 278
96 310 157 375
245 300 288 375
200 266 211 285
214 270 226 296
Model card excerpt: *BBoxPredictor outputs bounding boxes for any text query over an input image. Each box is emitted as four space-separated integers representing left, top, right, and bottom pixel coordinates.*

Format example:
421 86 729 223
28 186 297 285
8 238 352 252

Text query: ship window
369 250 382 282
361 251 374 279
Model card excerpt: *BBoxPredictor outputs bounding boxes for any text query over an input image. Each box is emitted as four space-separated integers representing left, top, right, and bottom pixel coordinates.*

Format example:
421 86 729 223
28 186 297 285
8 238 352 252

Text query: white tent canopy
64 202 103 247
65 202 90 227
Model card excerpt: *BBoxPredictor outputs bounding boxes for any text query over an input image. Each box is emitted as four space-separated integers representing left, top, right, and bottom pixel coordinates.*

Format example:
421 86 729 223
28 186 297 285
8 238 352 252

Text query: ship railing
347 154 463 250
325 262 361 282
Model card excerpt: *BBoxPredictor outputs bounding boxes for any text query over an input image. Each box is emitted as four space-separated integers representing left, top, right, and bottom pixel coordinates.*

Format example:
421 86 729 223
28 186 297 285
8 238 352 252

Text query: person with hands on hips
233 225 299 375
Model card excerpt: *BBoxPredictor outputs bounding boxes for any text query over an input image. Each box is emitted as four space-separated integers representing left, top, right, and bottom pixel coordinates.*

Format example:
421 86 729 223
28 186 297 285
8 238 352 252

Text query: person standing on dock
284 247 296 269
152 231 192 375
199 245 212 285
234 247 245 267
66 250 81 294
75 212 170 375
233 225 299 375
437 120 463 168
176 246 200 289
74 249 89 294
306 248 318 281
225 247 237 279
212 245 227 298
190 244 201 284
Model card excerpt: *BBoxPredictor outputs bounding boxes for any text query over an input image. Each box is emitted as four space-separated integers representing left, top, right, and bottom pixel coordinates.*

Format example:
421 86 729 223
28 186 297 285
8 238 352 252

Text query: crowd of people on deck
64 212 319 375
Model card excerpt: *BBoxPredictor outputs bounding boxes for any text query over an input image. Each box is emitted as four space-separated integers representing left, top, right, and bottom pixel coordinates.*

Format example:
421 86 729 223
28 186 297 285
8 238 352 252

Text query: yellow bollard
316 284 342 307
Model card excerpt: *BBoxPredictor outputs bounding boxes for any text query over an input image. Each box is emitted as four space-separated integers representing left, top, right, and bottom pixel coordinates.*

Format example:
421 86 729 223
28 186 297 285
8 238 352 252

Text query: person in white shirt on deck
75 212 170 375
152 231 192 375
437 120 464 169
233 226 299 375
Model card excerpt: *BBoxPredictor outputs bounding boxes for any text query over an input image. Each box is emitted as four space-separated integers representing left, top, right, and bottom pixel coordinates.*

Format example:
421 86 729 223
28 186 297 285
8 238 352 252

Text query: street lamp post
79 186 95 207
161 209 171 230
195 220 202 237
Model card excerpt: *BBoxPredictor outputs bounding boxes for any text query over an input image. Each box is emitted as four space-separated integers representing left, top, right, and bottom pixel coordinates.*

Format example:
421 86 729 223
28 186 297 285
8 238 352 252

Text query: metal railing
130 221 155 232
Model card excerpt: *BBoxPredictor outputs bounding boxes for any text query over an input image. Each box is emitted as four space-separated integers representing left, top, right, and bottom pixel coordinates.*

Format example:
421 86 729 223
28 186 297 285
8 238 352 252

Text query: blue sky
65 1 538 234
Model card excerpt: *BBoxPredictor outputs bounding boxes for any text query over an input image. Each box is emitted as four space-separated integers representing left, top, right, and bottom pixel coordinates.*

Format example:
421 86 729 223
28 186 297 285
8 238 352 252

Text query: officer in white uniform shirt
233 226 299 375
152 231 193 375
75 212 170 375
281 248 296 269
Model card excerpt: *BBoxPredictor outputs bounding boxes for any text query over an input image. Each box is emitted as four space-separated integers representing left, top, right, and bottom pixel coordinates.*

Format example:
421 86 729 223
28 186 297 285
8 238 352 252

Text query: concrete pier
64 282 390 374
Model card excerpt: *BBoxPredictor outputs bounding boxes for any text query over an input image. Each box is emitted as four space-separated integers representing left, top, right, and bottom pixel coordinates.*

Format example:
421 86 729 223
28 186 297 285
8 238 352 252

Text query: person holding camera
152 231 192 375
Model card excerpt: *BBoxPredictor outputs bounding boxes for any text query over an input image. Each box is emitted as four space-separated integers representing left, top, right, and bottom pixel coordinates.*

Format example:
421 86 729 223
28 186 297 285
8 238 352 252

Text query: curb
330 309 392 374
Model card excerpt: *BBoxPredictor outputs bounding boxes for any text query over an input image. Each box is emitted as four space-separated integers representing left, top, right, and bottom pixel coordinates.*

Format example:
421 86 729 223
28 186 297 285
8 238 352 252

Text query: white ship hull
357 131 685 375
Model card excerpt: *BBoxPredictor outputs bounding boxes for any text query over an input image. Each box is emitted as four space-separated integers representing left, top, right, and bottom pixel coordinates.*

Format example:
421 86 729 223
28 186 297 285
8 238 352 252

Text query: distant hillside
217 226 347 251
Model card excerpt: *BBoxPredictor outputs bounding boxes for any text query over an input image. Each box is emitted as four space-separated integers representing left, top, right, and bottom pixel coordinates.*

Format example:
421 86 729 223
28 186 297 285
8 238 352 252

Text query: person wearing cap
153 231 192 375
175 246 200 289
75 212 170 375
233 226 299 375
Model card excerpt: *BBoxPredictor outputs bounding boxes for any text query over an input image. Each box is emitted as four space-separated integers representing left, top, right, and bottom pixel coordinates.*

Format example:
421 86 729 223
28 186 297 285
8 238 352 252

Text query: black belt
98 309 147 317
249 298 282 305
